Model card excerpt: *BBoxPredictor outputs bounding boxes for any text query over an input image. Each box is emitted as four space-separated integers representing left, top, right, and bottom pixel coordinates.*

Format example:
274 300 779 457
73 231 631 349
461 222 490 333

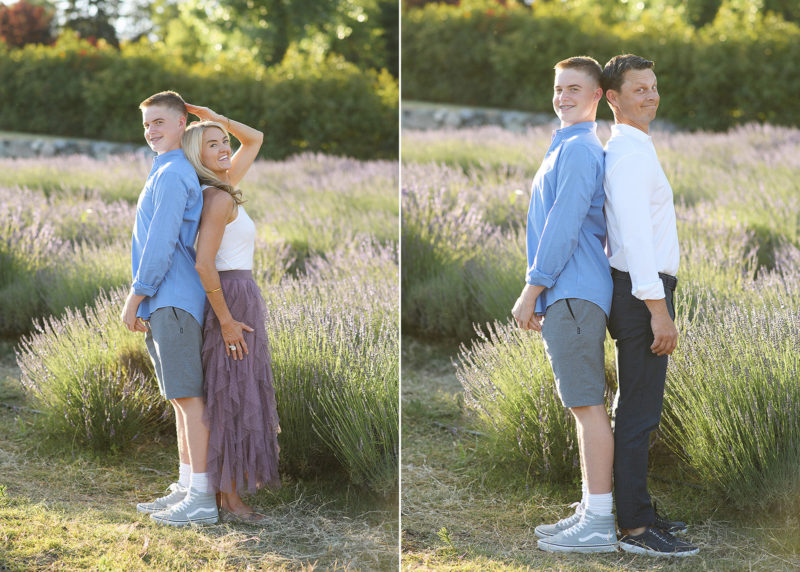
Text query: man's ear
605 89 619 109
593 86 603 103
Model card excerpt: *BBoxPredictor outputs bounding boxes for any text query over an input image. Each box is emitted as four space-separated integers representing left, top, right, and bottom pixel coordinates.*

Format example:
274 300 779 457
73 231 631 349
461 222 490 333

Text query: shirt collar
611 123 652 143
153 148 185 164
552 121 596 143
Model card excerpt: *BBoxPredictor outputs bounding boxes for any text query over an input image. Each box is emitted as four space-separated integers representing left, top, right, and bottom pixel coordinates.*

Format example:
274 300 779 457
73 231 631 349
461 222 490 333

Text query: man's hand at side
644 298 677 355
512 284 545 332
121 290 147 332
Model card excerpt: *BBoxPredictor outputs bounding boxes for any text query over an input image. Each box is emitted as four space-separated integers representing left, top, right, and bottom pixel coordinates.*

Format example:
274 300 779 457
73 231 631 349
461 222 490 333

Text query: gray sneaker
136 482 186 514
537 510 618 553
534 502 583 539
150 489 219 527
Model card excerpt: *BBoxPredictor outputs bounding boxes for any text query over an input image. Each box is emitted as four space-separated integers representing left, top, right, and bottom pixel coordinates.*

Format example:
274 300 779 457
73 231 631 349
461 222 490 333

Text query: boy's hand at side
512 284 545 332
121 290 147 332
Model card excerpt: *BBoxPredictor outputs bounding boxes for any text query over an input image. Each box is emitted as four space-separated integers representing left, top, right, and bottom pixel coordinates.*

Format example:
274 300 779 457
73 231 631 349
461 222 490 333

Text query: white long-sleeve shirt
603 124 679 300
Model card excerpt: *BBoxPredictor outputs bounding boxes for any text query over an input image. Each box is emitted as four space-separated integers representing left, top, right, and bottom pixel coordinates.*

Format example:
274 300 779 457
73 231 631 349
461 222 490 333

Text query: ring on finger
228 344 236 351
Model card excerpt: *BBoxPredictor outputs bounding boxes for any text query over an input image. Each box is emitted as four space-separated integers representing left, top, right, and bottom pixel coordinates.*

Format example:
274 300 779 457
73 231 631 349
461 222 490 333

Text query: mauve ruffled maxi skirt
201 269 280 494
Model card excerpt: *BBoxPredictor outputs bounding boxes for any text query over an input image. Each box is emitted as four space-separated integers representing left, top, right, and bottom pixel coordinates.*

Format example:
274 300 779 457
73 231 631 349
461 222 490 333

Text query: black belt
611 268 677 291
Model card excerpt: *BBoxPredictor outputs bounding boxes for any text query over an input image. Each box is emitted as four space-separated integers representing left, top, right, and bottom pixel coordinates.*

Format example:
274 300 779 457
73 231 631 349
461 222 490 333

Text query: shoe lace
557 502 583 526
649 526 677 545
158 486 183 502
561 516 590 537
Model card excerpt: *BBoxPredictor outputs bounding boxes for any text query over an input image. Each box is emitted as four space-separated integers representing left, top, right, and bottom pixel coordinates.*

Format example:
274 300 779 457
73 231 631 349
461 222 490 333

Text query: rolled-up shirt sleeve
526 144 598 287
606 153 665 300
132 171 189 296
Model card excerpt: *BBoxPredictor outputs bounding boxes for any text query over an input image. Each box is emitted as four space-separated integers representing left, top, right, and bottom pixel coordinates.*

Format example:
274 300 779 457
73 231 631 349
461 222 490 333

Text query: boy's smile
142 105 185 154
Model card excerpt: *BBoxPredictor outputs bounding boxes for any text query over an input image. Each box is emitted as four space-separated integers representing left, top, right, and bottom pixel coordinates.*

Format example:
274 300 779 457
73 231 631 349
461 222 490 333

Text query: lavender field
0 153 399 569
402 124 799 569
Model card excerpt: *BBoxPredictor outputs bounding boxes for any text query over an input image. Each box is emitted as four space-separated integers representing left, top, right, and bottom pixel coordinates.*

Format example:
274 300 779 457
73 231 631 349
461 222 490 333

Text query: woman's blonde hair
182 121 244 205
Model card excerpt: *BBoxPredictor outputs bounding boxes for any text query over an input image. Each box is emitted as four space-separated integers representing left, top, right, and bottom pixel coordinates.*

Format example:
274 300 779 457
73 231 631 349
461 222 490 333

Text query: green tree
60 0 121 46
149 0 393 71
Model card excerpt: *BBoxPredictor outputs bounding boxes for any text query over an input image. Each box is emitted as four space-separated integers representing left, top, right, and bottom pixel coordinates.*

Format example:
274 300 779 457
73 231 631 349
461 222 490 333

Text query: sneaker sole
150 515 219 527
137 504 174 515
537 539 618 553
620 542 699 557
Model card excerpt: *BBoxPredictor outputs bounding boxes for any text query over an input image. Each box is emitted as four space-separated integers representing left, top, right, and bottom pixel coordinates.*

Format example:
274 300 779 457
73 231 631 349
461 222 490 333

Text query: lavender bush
17 243 399 494
0 155 150 203
407 125 800 500
402 126 550 176
662 278 800 508
0 186 135 334
11 154 399 493
16 288 166 450
401 174 497 338
0 153 397 334
264 240 399 493
403 123 800 337
455 322 617 481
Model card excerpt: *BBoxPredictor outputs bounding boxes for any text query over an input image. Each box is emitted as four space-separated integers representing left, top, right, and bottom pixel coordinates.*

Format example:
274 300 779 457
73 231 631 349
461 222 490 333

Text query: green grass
0 344 398 571
400 338 800 571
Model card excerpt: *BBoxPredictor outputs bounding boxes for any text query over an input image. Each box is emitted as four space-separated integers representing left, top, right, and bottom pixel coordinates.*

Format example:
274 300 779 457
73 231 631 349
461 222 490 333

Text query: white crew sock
178 463 191 489
586 492 614 516
581 482 589 508
190 472 210 494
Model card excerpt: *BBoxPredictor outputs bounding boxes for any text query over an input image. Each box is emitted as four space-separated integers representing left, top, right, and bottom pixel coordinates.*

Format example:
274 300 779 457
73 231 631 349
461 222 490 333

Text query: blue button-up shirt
525 121 612 317
131 149 205 326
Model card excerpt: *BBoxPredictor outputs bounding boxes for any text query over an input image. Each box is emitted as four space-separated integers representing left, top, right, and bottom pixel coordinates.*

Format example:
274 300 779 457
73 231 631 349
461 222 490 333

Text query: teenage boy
511 56 615 553
601 54 698 556
121 90 218 526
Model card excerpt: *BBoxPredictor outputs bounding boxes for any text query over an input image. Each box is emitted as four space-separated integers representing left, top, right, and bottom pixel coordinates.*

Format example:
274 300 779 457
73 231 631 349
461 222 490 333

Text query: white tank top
203 186 255 270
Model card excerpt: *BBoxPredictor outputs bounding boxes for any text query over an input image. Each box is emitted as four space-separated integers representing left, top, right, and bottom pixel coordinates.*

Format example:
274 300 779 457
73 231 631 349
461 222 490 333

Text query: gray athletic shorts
541 298 607 408
144 306 204 400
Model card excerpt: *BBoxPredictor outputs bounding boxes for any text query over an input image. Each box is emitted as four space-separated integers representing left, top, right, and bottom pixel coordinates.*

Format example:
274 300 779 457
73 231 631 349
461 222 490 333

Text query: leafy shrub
402 3 800 132
0 33 398 160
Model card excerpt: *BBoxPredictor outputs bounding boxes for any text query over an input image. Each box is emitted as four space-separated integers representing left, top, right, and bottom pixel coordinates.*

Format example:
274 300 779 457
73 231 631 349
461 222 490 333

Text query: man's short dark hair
554 56 603 88
139 90 187 118
601 54 655 93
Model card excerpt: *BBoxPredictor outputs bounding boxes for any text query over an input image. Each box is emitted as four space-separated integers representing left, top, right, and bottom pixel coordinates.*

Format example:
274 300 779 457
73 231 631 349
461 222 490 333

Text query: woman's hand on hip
221 319 254 361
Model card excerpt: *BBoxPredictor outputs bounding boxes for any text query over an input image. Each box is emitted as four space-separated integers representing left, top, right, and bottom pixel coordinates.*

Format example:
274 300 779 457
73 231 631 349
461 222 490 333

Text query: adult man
602 54 697 556
121 90 218 526
511 56 616 553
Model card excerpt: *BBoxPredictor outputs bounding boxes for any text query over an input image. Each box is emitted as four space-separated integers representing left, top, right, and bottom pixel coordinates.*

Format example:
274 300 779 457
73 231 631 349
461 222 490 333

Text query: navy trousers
607 269 676 530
